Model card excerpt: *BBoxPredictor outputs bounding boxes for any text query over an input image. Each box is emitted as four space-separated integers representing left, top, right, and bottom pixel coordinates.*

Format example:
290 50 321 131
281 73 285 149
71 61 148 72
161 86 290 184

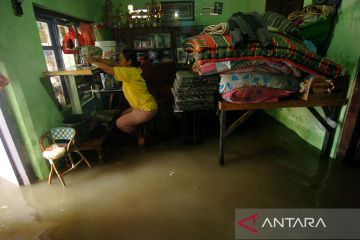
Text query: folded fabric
219 72 299 94
196 61 231 76
263 11 302 40
231 59 302 77
174 101 216 111
183 32 343 78
176 70 200 82
173 81 218 96
228 12 272 48
222 87 294 104
173 93 215 103
175 71 220 87
288 4 336 24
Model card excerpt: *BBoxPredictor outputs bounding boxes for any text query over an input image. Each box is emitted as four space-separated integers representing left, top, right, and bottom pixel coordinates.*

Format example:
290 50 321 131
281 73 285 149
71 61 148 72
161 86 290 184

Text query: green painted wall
0 0 103 180
3 0 356 180
267 0 360 157
114 0 265 26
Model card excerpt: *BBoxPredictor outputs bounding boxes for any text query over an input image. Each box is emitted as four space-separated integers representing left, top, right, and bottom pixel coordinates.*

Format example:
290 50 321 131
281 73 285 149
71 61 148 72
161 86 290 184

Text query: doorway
0 70 32 186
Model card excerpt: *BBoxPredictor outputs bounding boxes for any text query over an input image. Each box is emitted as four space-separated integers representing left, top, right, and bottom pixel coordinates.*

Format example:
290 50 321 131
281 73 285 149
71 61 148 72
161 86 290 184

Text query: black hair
120 49 140 67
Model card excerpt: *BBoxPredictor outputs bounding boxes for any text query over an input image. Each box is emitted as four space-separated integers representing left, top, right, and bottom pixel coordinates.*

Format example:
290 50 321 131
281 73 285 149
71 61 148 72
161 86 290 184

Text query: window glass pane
50 76 67 107
58 25 76 67
37 21 52 46
44 50 58 71
57 25 69 43
62 51 76 68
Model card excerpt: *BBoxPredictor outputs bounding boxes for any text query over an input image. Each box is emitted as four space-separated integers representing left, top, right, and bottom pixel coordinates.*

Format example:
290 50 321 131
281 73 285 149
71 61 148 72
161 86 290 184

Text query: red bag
79 22 95 46
62 26 85 54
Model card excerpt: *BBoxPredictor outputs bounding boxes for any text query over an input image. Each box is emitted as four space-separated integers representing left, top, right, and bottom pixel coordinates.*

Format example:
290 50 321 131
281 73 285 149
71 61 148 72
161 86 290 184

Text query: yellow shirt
113 67 158 111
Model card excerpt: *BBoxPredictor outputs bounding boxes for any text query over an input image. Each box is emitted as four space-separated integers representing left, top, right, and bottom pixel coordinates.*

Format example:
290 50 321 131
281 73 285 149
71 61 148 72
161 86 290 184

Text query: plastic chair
40 127 91 187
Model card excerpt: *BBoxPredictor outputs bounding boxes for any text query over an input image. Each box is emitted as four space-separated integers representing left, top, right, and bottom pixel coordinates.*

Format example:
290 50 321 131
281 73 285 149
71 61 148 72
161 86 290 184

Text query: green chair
40 127 91 187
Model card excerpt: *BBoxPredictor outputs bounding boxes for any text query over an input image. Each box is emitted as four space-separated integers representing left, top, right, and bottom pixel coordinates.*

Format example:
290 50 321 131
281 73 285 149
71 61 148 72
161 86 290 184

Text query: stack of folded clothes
172 70 220 111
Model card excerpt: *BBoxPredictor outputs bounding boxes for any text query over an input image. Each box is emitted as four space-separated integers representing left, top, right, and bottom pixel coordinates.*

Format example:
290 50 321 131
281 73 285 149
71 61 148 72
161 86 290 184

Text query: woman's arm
87 57 115 75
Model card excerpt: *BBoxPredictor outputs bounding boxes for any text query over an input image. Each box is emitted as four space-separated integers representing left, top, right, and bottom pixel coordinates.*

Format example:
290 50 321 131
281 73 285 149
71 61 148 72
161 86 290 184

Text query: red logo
237 214 259 233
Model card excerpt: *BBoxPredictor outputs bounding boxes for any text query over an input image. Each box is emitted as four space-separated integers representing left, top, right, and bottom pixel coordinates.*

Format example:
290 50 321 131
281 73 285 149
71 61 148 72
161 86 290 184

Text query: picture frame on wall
161 1 195 21
214 2 223 15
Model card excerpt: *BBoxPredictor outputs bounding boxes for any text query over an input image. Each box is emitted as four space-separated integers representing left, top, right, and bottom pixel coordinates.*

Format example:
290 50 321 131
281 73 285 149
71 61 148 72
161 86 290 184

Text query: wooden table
218 98 348 185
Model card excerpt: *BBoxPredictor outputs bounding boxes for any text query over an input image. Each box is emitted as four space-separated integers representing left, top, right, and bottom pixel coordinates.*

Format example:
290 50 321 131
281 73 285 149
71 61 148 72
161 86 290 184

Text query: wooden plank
337 57 360 160
218 98 348 111
44 69 93 76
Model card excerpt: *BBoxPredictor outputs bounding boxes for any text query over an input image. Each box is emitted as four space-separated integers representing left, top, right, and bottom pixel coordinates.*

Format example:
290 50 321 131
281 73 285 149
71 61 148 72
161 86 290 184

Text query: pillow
43 144 66 161
219 72 299 94
222 87 294 104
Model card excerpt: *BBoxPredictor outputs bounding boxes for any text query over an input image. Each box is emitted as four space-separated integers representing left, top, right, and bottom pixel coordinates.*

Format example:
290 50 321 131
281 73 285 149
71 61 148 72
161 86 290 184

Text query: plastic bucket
95 41 117 60
63 114 90 143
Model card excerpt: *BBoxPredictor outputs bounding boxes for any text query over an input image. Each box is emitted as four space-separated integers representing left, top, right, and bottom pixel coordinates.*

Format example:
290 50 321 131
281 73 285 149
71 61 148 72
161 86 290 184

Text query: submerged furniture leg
308 106 341 186
219 109 226 165
196 111 200 143
218 110 256 165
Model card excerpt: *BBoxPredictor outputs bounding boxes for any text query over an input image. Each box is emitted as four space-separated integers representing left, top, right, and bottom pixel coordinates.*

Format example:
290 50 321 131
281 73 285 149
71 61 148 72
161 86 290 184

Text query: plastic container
95 41 117 59
63 114 90 143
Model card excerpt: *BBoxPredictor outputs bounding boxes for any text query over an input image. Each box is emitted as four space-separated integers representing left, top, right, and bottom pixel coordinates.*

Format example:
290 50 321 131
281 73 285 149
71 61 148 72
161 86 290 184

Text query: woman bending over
88 50 158 144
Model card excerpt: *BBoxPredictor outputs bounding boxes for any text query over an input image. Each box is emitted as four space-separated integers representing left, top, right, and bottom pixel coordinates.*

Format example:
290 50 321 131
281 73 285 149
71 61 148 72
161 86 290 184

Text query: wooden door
337 57 360 162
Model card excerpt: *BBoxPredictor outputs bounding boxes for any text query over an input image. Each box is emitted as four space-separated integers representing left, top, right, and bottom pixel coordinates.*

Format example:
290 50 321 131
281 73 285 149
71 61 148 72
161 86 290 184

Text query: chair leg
52 164 66 187
48 164 54 185
77 150 91 168
71 150 91 168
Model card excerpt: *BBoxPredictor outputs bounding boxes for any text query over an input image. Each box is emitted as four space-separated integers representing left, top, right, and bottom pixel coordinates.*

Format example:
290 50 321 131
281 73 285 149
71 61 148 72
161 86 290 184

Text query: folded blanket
173 81 218 96
263 11 302 40
175 71 220 87
195 59 302 77
183 32 343 78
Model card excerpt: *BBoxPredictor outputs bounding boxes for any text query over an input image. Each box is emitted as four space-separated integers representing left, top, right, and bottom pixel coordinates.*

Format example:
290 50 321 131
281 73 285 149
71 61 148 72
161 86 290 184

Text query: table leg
96 147 104 164
219 109 226 165
310 106 341 187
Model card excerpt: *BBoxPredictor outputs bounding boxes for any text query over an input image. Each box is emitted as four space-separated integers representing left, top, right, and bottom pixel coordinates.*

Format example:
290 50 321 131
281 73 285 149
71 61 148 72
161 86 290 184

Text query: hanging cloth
62 25 85 54
79 22 95 46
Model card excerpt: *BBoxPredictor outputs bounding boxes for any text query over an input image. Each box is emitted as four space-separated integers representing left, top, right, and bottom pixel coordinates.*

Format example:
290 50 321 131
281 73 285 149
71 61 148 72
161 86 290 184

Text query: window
35 10 78 108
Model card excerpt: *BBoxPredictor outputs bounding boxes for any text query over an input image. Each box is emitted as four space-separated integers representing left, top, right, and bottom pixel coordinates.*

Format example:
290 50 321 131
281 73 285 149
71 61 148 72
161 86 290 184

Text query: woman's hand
87 56 101 64
86 57 115 75
0 74 10 90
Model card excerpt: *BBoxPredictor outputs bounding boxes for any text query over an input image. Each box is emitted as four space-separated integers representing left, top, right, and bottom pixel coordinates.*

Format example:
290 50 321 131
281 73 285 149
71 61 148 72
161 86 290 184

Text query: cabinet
113 26 203 104
113 26 202 65
114 27 177 64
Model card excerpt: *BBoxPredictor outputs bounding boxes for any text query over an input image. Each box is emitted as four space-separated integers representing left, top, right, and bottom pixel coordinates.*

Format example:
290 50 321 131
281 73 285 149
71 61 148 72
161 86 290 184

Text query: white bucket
95 41 117 59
